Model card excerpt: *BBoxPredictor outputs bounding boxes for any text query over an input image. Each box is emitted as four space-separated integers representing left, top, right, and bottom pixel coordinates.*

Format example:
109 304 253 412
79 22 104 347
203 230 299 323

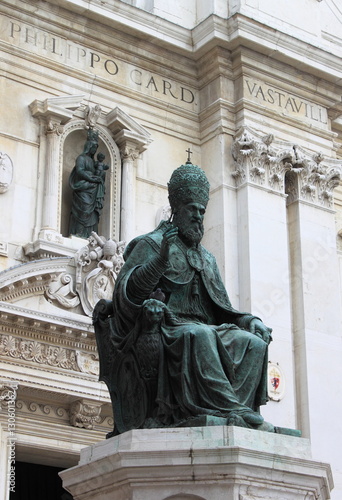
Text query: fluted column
119 144 139 243
41 118 63 235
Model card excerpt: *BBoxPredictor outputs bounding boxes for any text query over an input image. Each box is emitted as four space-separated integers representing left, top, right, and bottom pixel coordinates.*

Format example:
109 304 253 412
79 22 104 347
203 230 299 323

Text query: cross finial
185 147 193 164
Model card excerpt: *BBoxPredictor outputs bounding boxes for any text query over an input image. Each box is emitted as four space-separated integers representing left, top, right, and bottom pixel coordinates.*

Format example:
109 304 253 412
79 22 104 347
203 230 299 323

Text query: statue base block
60 426 333 500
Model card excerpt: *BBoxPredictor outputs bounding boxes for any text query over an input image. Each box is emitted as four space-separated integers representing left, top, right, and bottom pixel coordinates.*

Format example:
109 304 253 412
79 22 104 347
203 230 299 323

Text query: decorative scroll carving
232 127 341 207
69 399 102 429
337 229 342 253
0 152 13 193
0 384 17 409
46 120 63 136
45 273 80 309
1 391 112 431
15 399 69 421
120 145 139 162
74 232 125 317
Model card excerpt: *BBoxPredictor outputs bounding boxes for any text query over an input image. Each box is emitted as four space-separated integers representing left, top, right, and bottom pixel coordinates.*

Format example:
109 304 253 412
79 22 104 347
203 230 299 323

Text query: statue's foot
227 412 247 427
256 420 275 432
241 411 264 426
227 410 264 427
227 411 275 433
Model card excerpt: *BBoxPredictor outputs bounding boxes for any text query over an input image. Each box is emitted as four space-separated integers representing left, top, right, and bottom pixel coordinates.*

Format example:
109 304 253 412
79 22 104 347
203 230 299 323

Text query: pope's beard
173 216 204 246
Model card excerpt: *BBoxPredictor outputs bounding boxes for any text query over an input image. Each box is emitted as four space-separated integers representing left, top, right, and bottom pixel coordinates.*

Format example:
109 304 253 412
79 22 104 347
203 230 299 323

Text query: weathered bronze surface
69 130 108 238
94 162 273 436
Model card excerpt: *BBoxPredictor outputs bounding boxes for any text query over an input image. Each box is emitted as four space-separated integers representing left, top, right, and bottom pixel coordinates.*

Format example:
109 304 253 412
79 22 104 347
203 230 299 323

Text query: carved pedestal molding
106 107 152 242
232 127 341 207
60 426 333 500
29 95 85 241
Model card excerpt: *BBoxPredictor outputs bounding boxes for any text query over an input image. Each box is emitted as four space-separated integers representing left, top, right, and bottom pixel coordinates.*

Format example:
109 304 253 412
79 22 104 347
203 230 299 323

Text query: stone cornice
29 95 84 124
54 0 193 52
0 302 94 344
4 0 342 88
223 15 342 84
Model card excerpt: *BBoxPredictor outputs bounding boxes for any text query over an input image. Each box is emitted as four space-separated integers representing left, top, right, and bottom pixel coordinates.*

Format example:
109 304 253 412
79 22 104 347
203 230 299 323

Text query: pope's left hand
249 318 272 344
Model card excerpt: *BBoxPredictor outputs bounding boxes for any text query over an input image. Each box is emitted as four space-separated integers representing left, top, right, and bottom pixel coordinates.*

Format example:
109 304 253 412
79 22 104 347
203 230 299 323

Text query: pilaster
285 151 342 466
118 142 139 243
232 126 342 472
232 127 297 428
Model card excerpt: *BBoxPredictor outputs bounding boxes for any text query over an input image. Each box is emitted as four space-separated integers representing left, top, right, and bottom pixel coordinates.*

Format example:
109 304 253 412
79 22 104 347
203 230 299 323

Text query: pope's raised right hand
160 227 178 261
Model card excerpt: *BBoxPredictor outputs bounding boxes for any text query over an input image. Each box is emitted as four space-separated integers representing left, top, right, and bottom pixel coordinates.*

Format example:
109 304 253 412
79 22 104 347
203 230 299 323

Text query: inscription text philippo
2 17 197 109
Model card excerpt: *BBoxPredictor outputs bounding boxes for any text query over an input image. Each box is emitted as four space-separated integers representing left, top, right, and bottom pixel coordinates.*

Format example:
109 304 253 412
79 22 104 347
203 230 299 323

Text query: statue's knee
188 325 215 340
250 333 267 352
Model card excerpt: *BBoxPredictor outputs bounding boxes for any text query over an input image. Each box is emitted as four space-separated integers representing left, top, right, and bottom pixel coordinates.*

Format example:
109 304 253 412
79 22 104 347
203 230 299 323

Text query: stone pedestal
60 426 333 500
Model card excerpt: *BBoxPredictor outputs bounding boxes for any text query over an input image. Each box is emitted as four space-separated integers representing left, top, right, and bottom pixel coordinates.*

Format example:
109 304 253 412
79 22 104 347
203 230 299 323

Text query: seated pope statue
94 162 273 436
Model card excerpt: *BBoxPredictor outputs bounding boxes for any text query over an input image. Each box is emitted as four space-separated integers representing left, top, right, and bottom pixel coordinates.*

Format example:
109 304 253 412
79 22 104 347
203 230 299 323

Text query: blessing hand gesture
160 227 178 261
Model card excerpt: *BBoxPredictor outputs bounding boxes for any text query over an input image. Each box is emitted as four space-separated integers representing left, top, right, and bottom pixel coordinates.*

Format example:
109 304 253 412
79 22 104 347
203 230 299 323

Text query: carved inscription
2 17 196 108
244 78 328 126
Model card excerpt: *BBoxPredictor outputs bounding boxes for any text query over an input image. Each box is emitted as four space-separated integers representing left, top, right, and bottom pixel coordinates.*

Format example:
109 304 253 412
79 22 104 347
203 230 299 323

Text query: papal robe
95 221 269 433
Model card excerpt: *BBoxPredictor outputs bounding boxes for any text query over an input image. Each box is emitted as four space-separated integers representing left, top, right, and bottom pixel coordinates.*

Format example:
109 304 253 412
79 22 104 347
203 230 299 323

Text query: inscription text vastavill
244 78 328 126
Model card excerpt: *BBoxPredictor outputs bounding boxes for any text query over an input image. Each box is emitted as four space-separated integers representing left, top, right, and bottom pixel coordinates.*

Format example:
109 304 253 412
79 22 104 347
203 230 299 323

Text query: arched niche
59 121 121 241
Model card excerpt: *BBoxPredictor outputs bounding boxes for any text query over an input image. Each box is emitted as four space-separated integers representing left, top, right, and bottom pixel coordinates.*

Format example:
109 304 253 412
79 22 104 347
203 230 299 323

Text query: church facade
0 0 341 498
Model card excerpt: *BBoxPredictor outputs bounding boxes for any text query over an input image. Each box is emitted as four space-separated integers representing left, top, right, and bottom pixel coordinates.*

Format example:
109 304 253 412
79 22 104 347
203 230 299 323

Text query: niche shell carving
0 152 13 193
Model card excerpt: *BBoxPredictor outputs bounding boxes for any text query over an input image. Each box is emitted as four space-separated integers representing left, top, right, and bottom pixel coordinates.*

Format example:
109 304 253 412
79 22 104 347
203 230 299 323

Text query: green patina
94 162 275 436
68 129 108 239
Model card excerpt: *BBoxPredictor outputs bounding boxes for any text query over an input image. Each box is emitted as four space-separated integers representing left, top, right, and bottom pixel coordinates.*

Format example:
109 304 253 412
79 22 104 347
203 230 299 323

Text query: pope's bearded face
172 202 205 245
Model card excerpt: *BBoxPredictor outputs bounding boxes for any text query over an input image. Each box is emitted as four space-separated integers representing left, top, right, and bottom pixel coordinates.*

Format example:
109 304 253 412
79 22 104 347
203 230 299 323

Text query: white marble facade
0 0 342 498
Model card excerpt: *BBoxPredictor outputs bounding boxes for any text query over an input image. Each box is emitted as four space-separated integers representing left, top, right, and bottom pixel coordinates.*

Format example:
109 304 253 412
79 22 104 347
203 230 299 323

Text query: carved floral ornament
231 127 341 207
0 333 99 376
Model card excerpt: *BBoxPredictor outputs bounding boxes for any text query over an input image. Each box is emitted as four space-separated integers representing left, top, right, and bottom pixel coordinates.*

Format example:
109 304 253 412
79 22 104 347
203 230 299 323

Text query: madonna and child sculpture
94 161 274 436
69 129 109 239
